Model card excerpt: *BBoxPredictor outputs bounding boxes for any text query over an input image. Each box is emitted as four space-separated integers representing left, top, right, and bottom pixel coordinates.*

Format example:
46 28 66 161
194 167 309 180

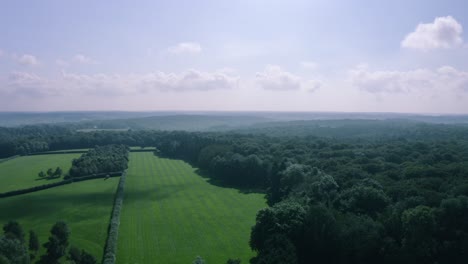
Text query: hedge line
0 155 19 163
0 171 123 198
102 170 127 264
29 148 154 156
28 150 89 155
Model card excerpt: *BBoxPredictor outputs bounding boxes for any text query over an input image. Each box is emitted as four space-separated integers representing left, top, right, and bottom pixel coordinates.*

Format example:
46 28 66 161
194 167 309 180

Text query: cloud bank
1 69 239 97
349 65 468 94
401 16 463 51
255 65 321 92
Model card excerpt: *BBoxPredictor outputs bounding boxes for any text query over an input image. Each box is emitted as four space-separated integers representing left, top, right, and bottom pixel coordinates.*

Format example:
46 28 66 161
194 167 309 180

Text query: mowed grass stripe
0 154 80 193
117 152 266 264
0 177 119 260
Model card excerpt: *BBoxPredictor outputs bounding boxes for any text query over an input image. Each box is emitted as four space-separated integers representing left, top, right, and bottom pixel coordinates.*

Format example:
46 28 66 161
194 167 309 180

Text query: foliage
28 230 39 252
68 145 129 178
2 119 468 263
102 171 127 264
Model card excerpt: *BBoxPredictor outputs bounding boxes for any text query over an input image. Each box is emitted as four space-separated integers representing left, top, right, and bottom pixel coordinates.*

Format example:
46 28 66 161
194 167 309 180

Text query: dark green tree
254 234 298 264
68 247 96 264
38 171 46 178
3 221 24 243
28 230 39 253
53 167 63 177
0 235 29 264
401 205 436 262
42 221 70 263
46 168 54 177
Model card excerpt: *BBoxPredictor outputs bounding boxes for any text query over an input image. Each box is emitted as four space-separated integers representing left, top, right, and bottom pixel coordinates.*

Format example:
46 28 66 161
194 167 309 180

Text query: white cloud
401 16 463 51
16 54 39 66
3 72 59 96
301 61 318 70
72 54 97 64
1 69 239 97
167 42 202 54
255 65 321 92
349 64 468 94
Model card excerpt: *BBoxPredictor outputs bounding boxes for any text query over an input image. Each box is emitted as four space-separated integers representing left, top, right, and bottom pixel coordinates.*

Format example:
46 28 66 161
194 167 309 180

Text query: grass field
0 177 119 260
0 154 80 193
117 152 266 264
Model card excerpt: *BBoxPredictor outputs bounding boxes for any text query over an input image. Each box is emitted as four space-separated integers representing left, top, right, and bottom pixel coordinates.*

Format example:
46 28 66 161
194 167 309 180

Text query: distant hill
1 111 468 132
70 115 273 131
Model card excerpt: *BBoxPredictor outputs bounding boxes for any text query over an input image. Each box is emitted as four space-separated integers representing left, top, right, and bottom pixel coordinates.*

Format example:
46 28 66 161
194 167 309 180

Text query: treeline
0 221 96 264
2 120 468 158
68 145 129 178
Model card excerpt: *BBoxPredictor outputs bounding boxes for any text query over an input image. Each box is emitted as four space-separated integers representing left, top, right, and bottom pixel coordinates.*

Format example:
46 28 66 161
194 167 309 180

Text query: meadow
117 152 266 264
0 177 119 260
0 154 80 193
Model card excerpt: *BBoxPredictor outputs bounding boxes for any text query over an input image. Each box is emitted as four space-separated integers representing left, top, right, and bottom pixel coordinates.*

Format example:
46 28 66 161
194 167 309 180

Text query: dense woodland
67 145 129 178
1 120 468 263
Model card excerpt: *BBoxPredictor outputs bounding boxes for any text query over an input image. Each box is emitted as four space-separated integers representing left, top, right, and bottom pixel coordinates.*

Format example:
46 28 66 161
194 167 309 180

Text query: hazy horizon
1 0 468 113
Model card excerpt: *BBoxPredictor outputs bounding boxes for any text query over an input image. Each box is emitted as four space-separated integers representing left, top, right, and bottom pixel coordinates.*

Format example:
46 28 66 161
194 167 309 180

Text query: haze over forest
1 0 468 113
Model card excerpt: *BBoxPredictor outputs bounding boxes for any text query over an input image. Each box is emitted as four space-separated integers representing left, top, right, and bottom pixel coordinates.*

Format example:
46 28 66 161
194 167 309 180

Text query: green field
0 154 80 193
0 177 119 260
117 153 266 264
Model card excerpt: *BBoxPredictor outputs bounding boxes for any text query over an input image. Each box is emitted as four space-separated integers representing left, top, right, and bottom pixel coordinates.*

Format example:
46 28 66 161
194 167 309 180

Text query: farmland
0 154 80 193
117 152 266 264
0 177 119 260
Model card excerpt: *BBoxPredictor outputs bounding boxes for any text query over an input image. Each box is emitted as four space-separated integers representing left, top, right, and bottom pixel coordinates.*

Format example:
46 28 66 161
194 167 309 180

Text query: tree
38 171 46 178
68 246 81 263
254 234 298 264
53 167 63 177
68 247 96 264
28 230 39 253
3 221 24 243
250 201 306 253
336 185 390 215
296 204 340 263
42 221 70 263
402 206 436 262
0 235 29 264
46 168 54 177
78 250 97 264
226 258 241 264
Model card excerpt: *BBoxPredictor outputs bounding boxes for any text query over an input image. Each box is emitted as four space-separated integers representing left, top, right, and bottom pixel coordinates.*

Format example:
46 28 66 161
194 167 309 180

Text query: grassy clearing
117 152 266 264
0 154 80 193
0 177 119 260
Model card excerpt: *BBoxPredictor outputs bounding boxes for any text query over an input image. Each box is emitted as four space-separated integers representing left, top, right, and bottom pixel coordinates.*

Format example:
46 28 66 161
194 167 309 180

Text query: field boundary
28 148 155 156
28 150 89 155
102 170 127 264
0 171 124 199
0 155 20 163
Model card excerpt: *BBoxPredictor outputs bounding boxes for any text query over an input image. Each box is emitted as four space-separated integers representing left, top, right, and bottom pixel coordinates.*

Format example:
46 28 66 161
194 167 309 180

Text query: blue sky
1 0 468 113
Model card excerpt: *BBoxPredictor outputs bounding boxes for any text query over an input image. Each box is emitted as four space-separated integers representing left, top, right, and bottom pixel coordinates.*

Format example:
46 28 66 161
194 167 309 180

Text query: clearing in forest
117 152 266 264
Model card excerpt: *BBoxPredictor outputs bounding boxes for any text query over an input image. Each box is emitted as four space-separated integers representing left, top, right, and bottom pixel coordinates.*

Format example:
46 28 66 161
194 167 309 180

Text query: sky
1 0 468 113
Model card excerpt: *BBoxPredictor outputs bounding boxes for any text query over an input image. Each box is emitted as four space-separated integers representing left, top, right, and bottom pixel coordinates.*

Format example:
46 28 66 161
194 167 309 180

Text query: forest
1 119 468 263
